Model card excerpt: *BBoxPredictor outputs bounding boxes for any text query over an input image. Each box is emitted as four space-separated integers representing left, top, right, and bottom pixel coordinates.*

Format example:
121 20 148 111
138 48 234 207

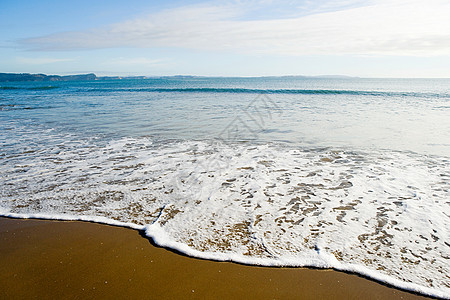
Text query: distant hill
0 72 358 82
0 73 97 82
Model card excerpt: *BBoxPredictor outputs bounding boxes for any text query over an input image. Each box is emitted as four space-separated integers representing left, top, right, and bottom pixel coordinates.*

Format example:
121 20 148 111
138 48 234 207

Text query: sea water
0 77 449 298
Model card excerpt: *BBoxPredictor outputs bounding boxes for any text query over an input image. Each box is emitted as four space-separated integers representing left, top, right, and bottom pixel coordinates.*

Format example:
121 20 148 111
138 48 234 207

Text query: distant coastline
0 72 359 82
0 73 149 82
0 73 96 82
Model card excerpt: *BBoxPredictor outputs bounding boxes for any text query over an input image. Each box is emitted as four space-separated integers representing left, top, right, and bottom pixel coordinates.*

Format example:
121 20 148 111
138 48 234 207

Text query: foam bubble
1 129 449 298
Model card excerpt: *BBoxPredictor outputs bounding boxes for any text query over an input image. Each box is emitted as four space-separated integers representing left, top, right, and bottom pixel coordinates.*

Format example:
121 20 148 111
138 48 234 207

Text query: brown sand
0 217 432 299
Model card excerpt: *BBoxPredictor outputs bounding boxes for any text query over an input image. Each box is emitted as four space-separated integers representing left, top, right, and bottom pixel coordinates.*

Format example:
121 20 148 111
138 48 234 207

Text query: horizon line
1 72 450 80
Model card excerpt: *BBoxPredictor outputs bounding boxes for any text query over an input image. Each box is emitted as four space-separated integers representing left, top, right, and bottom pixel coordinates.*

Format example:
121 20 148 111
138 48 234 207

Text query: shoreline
0 217 436 299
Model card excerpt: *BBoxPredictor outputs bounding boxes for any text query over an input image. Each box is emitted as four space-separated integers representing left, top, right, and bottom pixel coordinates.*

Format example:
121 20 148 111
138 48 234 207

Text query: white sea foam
0 130 449 298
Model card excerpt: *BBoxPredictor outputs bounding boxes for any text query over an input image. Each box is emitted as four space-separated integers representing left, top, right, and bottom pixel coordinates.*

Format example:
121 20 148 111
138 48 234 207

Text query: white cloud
22 0 450 56
16 56 74 65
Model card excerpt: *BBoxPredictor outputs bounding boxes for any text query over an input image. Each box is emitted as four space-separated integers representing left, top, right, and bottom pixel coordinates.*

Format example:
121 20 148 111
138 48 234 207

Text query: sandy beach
0 217 433 299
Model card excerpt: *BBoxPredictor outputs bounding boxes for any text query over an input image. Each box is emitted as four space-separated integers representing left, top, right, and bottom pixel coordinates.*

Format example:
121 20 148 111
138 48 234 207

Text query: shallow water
1 77 449 298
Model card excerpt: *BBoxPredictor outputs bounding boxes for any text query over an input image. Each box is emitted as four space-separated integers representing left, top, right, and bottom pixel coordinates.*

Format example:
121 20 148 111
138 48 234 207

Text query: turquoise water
1 77 449 155
1 77 449 298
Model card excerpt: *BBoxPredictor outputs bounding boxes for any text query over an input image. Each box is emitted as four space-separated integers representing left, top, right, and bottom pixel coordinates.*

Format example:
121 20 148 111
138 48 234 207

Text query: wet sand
0 217 433 299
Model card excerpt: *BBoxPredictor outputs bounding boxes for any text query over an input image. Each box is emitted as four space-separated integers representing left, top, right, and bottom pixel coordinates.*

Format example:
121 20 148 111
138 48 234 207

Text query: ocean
0 77 449 298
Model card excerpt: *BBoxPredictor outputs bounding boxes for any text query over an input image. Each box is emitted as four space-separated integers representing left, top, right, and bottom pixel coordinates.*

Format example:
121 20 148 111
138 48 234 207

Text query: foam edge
0 210 447 300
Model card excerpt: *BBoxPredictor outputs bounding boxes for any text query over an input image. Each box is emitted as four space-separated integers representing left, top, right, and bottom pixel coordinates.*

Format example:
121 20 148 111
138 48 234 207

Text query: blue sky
1 0 450 77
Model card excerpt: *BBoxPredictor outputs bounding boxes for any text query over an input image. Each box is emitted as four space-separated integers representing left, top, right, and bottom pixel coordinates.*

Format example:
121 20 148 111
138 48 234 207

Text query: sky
1 0 450 77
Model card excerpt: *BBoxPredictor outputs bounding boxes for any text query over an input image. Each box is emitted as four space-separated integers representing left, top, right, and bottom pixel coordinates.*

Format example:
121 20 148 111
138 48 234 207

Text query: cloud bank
22 0 450 56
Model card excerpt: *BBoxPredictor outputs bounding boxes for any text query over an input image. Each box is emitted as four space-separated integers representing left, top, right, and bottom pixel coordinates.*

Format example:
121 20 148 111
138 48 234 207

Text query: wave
0 131 449 298
0 86 60 91
2 84 448 99
82 87 450 98
0 104 56 111
1 210 448 300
